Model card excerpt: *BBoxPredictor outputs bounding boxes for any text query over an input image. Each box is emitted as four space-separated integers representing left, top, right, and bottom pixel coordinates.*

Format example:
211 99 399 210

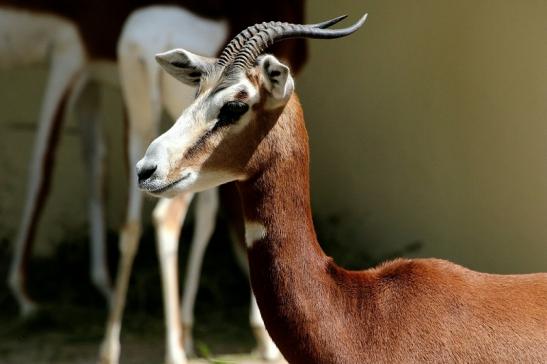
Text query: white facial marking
245 221 267 248
137 70 259 196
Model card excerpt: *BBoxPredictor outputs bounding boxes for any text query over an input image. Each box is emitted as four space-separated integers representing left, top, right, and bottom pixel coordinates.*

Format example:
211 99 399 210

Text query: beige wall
300 1 547 273
0 1 546 272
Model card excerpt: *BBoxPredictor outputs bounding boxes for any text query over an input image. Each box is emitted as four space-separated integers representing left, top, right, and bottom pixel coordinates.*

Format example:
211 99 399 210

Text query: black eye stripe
214 101 249 130
184 129 214 159
183 101 249 160
171 61 190 68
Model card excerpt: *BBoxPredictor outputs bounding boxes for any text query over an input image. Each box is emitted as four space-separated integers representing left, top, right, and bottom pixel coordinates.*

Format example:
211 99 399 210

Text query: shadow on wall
314 212 422 270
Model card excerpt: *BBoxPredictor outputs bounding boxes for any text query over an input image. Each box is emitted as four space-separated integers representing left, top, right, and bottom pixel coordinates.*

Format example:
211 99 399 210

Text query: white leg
250 293 281 361
98 129 145 364
73 78 112 305
153 194 194 364
99 35 161 364
7 22 85 317
111 10 227 363
180 188 219 356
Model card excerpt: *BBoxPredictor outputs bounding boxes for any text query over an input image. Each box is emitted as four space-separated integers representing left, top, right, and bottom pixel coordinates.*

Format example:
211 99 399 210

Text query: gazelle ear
259 55 294 102
155 48 215 85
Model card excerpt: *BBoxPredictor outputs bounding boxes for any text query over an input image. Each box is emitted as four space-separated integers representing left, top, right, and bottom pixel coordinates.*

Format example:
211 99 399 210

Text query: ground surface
0 304 282 364
0 223 274 364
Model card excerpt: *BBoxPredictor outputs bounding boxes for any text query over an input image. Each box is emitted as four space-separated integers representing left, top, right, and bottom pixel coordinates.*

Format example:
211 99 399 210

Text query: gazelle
139 15 547 363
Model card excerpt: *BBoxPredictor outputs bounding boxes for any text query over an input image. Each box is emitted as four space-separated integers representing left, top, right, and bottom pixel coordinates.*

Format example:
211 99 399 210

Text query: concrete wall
0 1 546 272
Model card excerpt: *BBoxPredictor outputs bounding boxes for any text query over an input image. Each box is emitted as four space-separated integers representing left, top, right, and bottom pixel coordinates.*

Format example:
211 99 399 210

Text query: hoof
252 327 281 362
164 354 188 364
98 339 120 364
91 270 113 307
20 300 39 318
182 325 195 357
8 274 39 318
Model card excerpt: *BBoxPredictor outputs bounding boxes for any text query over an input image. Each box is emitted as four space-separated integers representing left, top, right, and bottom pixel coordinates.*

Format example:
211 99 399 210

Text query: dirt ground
0 304 282 364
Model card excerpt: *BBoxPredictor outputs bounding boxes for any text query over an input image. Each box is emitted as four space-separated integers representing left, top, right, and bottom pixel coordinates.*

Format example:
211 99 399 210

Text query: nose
137 163 157 183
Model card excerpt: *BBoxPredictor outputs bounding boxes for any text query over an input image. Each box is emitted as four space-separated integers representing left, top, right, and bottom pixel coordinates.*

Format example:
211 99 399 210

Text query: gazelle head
137 14 367 197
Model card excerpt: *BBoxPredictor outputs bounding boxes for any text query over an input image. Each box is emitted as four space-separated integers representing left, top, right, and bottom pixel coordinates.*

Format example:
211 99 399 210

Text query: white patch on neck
245 221 266 248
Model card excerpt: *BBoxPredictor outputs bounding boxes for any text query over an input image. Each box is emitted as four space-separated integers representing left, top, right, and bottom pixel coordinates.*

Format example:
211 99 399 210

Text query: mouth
147 172 192 194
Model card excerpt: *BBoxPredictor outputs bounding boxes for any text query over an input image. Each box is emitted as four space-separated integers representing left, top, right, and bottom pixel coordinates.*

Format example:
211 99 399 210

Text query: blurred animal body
0 6 112 314
1 1 307 363
139 15 547 363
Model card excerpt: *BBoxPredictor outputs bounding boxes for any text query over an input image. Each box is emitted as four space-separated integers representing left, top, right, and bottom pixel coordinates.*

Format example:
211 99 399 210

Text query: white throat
245 221 267 248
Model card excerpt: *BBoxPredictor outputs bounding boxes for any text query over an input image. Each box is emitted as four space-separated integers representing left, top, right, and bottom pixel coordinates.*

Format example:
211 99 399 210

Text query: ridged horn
228 14 368 71
216 15 350 67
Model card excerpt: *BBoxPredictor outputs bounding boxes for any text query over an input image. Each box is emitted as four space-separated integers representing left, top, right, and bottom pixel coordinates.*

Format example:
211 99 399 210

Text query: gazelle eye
215 101 249 128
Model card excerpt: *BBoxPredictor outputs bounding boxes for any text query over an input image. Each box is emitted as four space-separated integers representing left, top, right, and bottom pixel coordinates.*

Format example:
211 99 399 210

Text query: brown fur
229 93 547 363
218 182 246 251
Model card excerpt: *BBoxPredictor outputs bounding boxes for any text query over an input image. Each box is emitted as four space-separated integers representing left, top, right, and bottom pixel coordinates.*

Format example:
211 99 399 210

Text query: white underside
245 221 268 248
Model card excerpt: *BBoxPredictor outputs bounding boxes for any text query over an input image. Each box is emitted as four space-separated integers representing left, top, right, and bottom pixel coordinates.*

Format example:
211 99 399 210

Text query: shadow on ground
0 304 274 364
0 213 261 363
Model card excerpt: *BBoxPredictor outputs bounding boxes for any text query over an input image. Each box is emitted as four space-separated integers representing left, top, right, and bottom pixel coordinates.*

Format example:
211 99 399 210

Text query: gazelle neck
237 93 325 263
236 93 346 363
